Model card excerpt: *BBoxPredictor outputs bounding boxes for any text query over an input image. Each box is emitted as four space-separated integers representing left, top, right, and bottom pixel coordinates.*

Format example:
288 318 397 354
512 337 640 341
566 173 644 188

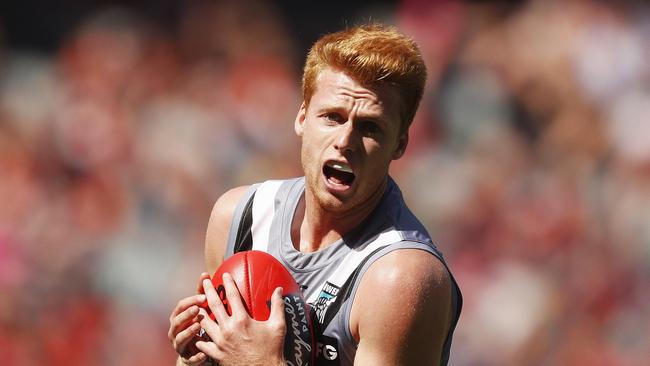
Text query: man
168 24 462 366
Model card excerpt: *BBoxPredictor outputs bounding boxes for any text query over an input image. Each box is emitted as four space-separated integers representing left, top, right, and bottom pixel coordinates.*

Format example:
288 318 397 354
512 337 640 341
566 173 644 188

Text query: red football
201 250 315 365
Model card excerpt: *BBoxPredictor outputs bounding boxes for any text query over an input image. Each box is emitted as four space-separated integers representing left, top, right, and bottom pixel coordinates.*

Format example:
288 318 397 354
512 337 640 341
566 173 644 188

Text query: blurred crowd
0 0 649 365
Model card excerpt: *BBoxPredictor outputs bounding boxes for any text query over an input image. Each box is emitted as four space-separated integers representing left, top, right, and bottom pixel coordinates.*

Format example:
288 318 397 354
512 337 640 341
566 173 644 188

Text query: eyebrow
316 103 390 126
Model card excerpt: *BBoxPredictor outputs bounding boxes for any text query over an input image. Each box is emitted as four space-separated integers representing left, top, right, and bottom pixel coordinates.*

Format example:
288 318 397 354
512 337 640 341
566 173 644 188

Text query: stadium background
1 0 649 364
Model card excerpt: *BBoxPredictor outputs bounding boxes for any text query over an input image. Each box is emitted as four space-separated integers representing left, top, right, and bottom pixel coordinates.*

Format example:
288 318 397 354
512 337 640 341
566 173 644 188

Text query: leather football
201 250 315 365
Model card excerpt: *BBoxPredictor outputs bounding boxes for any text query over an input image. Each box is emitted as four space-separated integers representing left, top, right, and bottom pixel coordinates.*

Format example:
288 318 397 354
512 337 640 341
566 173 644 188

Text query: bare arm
171 185 249 366
204 185 250 274
195 185 288 365
350 249 453 366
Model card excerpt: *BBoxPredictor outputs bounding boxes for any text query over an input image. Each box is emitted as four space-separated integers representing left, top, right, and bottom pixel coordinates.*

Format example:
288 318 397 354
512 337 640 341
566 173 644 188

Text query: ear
392 133 409 160
294 102 307 137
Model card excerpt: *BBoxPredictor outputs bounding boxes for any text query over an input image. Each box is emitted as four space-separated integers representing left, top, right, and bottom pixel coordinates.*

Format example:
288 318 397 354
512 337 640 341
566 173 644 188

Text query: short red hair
302 24 427 134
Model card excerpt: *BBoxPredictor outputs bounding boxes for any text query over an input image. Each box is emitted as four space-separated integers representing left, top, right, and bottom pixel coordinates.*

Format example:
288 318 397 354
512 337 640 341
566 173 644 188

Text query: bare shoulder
204 185 251 273
351 249 453 366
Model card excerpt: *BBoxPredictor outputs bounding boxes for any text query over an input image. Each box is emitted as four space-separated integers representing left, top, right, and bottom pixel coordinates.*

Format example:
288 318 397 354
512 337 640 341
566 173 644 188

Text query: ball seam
243 251 254 318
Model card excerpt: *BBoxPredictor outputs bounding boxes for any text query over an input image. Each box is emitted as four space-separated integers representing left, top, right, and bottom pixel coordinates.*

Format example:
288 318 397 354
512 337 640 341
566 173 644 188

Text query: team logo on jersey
310 281 340 325
316 335 340 365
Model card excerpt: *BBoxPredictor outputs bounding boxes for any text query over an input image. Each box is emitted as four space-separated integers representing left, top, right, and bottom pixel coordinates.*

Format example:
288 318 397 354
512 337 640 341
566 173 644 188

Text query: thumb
196 272 211 294
269 287 286 328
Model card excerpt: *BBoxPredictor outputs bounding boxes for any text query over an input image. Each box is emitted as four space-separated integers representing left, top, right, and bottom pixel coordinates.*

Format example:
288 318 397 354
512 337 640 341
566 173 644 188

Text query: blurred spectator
1 0 649 364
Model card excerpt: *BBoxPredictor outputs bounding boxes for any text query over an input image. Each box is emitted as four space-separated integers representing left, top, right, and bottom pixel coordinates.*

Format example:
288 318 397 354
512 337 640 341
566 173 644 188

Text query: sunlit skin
170 67 454 366
293 67 408 252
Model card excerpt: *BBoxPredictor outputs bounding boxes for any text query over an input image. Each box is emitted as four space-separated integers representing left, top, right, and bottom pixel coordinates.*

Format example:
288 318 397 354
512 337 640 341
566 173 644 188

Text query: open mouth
323 161 355 187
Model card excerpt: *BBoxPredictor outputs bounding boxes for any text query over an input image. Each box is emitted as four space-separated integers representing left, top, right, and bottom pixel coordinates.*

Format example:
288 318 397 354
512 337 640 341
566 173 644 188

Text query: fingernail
202 279 211 287
197 294 206 302
276 287 283 295
222 272 231 281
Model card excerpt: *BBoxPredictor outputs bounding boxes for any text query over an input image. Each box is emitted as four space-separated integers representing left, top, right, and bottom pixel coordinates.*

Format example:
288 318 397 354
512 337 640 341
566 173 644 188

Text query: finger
269 287 286 324
169 297 206 341
169 307 197 342
195 340 221 360
221 272 248 316
174 322 202 351
171 294 207 320
172 305 200 332
198 308 223 347
185 351 208 365
203 278 228 323
196 272 211 294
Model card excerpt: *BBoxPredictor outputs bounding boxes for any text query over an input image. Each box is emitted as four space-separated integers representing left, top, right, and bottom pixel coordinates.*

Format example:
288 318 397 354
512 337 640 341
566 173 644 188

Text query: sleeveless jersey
224 177 462 366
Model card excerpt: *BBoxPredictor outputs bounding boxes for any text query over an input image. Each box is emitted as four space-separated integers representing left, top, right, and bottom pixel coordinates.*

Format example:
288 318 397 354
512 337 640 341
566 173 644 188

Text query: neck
291 178 388 252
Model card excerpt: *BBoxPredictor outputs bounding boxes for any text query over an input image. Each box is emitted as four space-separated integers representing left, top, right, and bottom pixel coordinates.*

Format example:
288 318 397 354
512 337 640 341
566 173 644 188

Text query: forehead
311 68 402 119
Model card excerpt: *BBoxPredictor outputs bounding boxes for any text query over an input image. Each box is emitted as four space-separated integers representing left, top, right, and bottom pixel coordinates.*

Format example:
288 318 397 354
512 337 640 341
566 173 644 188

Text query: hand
169 272 212 365
196 273 287 366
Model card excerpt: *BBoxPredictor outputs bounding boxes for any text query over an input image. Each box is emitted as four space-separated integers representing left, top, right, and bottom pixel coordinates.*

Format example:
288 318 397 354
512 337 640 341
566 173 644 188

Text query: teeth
327 161 353 173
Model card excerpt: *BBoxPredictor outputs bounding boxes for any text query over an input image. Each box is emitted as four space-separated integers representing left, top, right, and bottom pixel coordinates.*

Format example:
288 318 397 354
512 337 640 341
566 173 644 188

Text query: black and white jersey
224 177 462 366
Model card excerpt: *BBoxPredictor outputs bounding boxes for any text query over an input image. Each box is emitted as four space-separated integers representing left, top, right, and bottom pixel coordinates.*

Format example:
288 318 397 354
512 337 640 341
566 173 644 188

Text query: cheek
363 139 391 159
302 127 330 155
363 144 394 172
300 138 319 170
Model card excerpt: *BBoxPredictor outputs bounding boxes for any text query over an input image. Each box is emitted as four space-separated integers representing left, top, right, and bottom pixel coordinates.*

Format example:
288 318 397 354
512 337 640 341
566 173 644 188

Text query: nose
333 122 357 154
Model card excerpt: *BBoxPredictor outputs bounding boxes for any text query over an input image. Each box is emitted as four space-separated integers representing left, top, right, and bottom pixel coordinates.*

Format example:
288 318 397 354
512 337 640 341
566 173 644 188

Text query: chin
315 189 352 212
